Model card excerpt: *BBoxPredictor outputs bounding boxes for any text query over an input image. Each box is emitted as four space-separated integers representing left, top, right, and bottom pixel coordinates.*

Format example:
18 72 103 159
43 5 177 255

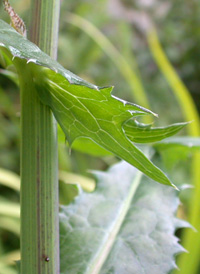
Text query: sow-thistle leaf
60 161 189 274
0 19 180 187
0 20 98 89
69 137 112 156
33 68 177 187
58 121 187 156
124 120 188 143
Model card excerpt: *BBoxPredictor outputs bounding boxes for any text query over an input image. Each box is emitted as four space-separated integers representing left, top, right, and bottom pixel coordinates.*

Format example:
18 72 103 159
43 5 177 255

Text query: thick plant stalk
20 0 60 273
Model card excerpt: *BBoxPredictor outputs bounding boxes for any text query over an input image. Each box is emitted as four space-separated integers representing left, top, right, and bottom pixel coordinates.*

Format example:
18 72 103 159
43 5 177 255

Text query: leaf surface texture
60 161 188 274
0 20 186 187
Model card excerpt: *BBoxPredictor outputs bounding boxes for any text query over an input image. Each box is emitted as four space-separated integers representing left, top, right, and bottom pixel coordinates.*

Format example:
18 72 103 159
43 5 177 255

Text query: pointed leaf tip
0 19 179 187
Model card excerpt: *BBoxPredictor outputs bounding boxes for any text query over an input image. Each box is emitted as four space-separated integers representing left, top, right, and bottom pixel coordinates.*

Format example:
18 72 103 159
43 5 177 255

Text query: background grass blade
65 13 151 115
0 168 20 191
147 27 200 274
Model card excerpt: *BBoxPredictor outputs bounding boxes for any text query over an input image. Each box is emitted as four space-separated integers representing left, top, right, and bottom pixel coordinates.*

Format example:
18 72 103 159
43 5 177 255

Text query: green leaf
124 120 187 143
0 20 97 89
34 68 176 187
0 19 178 187
59 161 189 274
58 124 111 156
58 121 188 156
154 136 200 150
154 137 200 169
68 137 112 156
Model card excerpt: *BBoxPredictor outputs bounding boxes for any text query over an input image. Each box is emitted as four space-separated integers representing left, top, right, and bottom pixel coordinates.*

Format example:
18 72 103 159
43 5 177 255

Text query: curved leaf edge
0 20 178 188
59 160 191 274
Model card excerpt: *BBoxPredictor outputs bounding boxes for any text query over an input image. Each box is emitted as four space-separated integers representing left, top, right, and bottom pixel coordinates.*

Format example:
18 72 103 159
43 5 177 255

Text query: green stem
30 0 60 59
20 0 60 273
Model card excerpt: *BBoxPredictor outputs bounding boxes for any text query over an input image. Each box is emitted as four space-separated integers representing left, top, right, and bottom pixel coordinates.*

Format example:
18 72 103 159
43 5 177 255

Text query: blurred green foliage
0 0 199 273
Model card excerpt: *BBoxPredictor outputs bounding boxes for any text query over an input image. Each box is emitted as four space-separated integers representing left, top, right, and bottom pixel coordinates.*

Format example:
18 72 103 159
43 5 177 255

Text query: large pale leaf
59 161 188 274
0 20 178 187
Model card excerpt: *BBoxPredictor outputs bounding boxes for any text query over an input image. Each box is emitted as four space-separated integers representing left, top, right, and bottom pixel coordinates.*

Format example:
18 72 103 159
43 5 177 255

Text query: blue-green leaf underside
0 20 100 89
0 19 184 187
59 161 188 274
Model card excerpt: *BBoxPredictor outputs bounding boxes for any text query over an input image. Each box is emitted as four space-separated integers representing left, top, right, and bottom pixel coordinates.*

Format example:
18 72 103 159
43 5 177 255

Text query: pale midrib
86 171 143 274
